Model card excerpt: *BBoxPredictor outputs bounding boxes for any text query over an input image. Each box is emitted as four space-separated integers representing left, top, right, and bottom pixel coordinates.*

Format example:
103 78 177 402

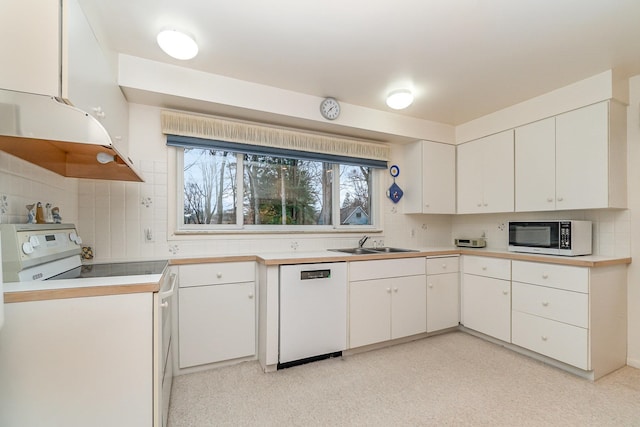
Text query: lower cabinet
461 256 511 342
349 258 426 348
511 260 627 379
0 293 153 427
426 256 460 333
178 262 256 368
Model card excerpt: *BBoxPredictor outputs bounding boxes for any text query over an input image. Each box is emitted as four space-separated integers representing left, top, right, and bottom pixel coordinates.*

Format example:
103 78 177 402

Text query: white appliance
508 220 592 256
154 269 176 427
279 262 347 366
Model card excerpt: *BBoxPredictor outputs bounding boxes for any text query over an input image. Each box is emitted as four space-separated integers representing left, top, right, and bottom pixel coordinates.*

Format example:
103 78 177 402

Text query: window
179 148 376 230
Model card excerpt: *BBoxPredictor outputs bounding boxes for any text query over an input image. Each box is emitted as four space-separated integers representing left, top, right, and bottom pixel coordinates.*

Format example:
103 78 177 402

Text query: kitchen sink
329 248 379 254
371 247 419 253
329 247 418 255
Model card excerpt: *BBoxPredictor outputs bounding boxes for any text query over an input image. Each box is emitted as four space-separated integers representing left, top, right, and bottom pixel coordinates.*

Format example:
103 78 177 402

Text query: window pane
243 155 332 225
339 165 372 225
183 149 237 224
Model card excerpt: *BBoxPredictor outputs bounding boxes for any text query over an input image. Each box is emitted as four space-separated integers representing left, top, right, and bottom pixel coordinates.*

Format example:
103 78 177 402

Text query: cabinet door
423 142 456 213
64 0 130 152
556 102 609 209
0 0 60 96
458 130 514 213
515 117 556 211
391 275 427 339
178 282 255 368
482 130 514 212
427 273 459 332
349 279 391 348
457 139 485 213
462 274 511 342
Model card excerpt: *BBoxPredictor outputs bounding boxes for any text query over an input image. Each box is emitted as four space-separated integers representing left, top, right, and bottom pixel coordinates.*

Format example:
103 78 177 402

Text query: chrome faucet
358 235 369 248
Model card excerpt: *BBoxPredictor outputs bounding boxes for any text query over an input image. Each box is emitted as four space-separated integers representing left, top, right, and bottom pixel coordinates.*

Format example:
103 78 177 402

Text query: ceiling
79 0 640 126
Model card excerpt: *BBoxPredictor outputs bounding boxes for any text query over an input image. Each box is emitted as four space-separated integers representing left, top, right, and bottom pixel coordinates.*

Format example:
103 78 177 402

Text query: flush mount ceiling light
157 29 199 60
386 89 414 110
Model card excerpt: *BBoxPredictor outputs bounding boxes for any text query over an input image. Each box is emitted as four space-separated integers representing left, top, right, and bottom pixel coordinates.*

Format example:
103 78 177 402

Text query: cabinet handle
547 197 554 202
217 272 222 278
542 274 549 279
386 287 391 293
248 293 254 299
428 283 433 288
557 197 564 202
482 266 487 271
542 301 549 307
502 290 509 295
160 301 169 309
477 203 482 207
441 264 447 269
541 336 548 341
425 203 430 208
483 203 488 207
394 287 399 293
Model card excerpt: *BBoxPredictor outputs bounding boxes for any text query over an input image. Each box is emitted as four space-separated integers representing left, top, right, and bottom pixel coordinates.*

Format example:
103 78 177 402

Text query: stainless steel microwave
508 220 592 256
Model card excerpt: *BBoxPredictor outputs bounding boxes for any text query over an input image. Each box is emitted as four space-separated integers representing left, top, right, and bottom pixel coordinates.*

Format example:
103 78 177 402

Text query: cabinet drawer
179 262 255 287
512 311 588 370
426 256 459 275
512 282 588 328
349 257 425 281
512 260 588 293
462 256 510 280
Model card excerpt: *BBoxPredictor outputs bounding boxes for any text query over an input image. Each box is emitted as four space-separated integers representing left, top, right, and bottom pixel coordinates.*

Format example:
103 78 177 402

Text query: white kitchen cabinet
0 293 153 427
0 0 60 95
461 255 511 342
555 101 627 210
64 0 130 152
457 130 514 214
511 260 627 379
403 140 456 214
426 256 459 333
514 117 557 211
349 258 426 348
178 262 256 368
515 101 627 211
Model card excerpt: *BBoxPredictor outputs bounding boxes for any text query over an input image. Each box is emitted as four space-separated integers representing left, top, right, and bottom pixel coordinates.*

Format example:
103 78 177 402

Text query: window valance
161 110 389 168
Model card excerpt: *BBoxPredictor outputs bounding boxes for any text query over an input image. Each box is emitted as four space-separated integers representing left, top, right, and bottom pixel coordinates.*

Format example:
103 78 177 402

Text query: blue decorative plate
388 182 403 203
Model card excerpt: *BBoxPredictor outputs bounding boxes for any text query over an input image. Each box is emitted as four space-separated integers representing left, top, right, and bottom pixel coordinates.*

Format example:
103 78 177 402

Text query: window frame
174 148 381 234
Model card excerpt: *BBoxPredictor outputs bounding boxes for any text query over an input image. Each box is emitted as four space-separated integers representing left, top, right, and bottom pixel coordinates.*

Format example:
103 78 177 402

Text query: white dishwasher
279 262 347 367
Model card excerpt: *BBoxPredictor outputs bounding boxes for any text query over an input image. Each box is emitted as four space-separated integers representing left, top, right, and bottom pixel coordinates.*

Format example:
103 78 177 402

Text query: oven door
508 221 560 254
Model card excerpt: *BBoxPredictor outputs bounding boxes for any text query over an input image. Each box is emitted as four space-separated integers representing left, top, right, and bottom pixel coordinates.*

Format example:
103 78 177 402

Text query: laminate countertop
3 248 630 303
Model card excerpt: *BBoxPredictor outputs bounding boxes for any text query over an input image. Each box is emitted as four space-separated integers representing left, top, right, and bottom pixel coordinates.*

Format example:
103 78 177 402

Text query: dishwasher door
279 262 347 365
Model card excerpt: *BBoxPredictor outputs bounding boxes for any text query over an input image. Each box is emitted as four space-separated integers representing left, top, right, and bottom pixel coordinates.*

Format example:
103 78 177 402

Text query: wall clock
320 97 341 120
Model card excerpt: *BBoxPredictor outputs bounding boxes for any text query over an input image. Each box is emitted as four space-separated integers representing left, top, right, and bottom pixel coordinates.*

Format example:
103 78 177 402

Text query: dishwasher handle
300 269 331 280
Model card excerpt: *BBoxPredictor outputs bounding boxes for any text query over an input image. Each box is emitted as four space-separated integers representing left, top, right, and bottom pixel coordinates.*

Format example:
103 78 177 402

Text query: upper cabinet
515 101 627 212
63 0 130 152
0 1 60 95
457 130 514 214
0 0 129 153
403 140 456 214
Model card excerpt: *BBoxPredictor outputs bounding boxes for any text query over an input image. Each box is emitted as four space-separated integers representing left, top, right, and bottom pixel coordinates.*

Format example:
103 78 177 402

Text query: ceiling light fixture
157 29 199 60
386 89 414 110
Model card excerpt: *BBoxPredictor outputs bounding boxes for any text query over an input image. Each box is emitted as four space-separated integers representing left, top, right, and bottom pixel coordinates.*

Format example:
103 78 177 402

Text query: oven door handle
160 273 177 301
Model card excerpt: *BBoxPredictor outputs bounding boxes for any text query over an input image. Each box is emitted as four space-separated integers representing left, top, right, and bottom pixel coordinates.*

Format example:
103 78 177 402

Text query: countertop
3 247 630 303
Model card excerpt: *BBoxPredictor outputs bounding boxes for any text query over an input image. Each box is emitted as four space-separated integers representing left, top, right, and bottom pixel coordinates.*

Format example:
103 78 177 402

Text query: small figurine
52 207 62 224
26 203 36 224
35 202 45 224
45 202 54 223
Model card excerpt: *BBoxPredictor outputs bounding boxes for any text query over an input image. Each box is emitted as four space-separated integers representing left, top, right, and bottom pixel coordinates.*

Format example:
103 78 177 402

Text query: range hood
0 89 143 182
